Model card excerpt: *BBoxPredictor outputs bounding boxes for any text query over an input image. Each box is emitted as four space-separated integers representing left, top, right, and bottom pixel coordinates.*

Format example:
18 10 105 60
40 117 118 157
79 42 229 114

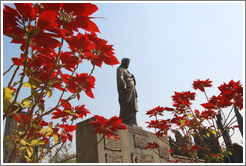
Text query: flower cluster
146 79 243 162
144 142 159 149
3 3 126 163
88 115 127 140
192 79 212 92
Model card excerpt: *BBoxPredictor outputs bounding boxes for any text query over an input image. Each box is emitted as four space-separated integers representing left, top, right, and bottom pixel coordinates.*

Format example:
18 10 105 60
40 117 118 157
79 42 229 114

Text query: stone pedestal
76 117 173 163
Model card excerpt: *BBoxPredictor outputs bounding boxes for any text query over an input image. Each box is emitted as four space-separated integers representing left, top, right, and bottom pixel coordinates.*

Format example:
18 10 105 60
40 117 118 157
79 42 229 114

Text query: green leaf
23 82 36 88
37 141 45 145
3 98 11 112
47 88 52 98
186 114 193 117
3 87 15 111
181 119 186 126
30 76 43 84
40 127 53 136
30 140 39 146
4 93 13 100
228 151 232 155
23 101 31 108
20 139 27 146
70 112 79 117
37 102 44 113
33 124 41 130
22 97 32 102
19 147 26 151
4 87 15 97
211 130 216 135
24 155 32 162
64 110 71 114
39 128 49 135
45 132 53 137
48 78 62 86
53 134 58 144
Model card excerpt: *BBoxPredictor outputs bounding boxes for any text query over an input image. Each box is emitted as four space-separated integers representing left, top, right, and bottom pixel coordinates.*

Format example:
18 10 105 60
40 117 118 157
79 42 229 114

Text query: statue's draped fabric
117 65 138 125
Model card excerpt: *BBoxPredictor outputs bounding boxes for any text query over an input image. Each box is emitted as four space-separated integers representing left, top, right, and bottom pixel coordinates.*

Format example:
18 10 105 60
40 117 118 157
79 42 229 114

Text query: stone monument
76 117 172 163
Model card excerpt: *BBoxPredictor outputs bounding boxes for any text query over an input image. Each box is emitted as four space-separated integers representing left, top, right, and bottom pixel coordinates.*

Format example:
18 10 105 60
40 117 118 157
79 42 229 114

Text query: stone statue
117 58 138 125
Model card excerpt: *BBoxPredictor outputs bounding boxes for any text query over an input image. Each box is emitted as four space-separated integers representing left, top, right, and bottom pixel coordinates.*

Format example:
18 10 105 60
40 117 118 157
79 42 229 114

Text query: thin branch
49 121 74 163
56 58 80 108
224 115 236 129
30 38 64 115
4 64 14 76
4 36 31 120
223 106 234 127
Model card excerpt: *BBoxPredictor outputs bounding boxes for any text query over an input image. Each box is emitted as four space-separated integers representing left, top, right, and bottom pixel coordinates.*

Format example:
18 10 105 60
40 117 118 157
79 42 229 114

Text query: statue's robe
117 66 138 125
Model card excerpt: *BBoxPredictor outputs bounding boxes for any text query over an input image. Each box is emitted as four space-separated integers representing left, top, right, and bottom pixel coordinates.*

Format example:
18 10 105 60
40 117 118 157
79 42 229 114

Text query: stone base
76 117 174 163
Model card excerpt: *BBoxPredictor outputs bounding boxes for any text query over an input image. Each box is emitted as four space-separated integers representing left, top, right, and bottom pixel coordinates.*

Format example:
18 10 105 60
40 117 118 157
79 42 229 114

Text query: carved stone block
105 154 123 163
159 146 169 159
133 134 148 149
131 153 154 163
104 136 121 151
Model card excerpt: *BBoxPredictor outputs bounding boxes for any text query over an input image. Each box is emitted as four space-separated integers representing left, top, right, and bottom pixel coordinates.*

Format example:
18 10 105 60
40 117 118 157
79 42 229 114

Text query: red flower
58 124 77 133
146 106 165 117
145 142 159 149
172 91 196 112
51 108 70 121
60 52 79 72
200 109 216 119
65 33 95 53
88 115 127 140
146 120 160 129
74 105 90 119
87 33 119 67
61 3 99 33
193 79 213 92
3 5 25 39
58 124 78 142
163 107 175 111
62 73 95 98
201 95 233 109
52 99 90 121
30 31 62 53
41 3 100 33
218 80 243 110
14 3 38 21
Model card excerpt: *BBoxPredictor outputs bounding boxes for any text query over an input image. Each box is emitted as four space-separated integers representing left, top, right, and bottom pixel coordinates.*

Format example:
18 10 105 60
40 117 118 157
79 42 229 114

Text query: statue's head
121 58 130 69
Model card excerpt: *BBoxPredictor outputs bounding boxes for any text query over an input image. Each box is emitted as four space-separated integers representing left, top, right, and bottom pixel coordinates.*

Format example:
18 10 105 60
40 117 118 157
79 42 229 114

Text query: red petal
85 90 94 98
11 58 23 65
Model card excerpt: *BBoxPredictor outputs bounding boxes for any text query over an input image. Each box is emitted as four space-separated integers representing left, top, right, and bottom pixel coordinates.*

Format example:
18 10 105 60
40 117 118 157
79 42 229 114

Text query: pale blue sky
2 2 244 148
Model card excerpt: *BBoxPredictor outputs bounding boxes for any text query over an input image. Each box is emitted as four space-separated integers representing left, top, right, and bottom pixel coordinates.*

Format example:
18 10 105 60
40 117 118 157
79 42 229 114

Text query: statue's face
123 60 130 69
